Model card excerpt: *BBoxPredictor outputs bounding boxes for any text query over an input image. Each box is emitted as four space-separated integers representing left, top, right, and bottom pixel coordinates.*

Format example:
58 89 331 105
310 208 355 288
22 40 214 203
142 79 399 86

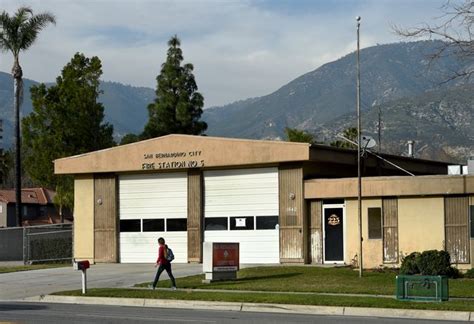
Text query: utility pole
378 106 382 154
356 16 363 278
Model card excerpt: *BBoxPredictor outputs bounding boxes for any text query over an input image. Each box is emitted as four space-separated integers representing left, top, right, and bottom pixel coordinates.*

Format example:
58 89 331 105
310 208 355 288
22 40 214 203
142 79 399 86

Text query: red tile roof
0 188 56 205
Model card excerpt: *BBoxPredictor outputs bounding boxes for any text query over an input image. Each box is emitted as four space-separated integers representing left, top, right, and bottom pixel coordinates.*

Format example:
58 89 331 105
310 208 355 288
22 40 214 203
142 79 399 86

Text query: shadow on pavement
0 303 48 312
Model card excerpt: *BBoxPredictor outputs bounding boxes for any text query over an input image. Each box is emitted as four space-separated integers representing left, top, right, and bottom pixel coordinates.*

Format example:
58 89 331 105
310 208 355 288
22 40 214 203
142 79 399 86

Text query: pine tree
120 133 139 145
142 35 207 138
22 53 114 213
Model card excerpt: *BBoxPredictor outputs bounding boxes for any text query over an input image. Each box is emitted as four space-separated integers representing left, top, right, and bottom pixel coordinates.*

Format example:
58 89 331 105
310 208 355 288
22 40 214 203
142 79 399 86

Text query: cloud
0 0 446 107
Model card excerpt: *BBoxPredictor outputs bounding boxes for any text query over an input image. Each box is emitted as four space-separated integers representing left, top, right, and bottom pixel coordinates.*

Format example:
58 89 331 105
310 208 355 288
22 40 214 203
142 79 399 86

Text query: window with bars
445 196 470 264
383 198 398 263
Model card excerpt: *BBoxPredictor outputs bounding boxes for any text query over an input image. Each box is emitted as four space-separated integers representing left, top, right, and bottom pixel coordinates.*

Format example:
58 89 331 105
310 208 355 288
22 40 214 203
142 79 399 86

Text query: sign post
203 242 239 283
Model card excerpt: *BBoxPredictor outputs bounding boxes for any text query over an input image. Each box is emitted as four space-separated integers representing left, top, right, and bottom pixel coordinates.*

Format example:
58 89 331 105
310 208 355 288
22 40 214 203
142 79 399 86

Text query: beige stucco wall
342 196 473 270
345 199 383 269
55 134 310 174
305 175 474 199
398 197 445 259
74 175 95 262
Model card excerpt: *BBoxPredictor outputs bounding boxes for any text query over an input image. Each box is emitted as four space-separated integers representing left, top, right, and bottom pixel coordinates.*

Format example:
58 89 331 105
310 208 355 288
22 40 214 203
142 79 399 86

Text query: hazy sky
0 0 446 107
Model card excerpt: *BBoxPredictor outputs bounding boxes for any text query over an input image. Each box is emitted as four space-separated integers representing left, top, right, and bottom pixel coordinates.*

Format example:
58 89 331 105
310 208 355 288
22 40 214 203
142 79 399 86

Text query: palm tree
0 7 55 226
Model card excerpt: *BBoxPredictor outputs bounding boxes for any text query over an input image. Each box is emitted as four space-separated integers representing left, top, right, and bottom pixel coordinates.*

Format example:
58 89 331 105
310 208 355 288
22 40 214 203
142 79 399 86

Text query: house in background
0 188 72 227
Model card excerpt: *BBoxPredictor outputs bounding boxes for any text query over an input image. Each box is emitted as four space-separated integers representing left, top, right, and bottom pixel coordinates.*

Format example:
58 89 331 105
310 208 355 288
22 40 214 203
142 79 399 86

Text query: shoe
171 286 177 291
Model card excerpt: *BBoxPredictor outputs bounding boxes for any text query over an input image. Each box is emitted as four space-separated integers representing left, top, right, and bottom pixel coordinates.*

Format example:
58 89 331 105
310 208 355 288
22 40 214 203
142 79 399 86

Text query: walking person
151 237 177 290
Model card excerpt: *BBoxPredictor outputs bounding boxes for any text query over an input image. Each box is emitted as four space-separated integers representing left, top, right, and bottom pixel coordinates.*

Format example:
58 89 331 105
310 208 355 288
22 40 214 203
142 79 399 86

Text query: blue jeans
152 263 176 288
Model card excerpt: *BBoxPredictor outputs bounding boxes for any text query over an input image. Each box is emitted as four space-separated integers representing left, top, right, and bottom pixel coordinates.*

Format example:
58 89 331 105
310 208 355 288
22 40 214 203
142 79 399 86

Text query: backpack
166 247 175 262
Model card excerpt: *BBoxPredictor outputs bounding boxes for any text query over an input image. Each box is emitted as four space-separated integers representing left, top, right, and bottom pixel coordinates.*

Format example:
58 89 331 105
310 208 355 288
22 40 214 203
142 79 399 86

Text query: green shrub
464 268 474 279
400 252 420 275
417 250 451 276
400 250 459 278
448 266 462 279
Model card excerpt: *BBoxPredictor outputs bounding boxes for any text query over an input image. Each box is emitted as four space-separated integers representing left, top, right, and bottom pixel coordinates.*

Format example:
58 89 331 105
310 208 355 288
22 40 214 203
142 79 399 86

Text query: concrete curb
22 295 474 321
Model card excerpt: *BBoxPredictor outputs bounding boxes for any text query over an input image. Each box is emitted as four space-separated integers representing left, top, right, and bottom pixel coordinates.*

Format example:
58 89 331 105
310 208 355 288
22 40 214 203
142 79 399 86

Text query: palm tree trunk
12 57 22 227
60 204 64 223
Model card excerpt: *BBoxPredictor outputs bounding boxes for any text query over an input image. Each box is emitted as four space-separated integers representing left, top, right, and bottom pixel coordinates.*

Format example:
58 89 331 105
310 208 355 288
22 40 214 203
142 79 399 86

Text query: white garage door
204 168 279 264
119 172 188 263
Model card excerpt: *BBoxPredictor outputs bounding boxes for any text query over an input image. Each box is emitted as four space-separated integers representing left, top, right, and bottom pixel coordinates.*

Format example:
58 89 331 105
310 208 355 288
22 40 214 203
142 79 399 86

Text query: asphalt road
0 302 467 324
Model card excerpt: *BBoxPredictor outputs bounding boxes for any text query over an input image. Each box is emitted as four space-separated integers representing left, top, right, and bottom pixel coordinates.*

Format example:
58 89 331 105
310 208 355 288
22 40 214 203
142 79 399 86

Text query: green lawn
136 266 474 298
54 288 474 312
0 263 69 274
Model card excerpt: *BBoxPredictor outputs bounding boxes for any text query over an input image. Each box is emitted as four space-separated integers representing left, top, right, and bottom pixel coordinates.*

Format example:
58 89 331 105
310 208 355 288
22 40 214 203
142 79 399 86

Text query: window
368 207 382 239
230 216 254 230
143 219 165 232
470 205 474 239
167 218 187 231
120 219 141 232
256 216 279 230
383 198 398 263
205 217 228 231
445 196 470 263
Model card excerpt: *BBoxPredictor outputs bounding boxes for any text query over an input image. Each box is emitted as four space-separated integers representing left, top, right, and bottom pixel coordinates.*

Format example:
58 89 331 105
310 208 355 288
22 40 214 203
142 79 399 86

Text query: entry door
94 174 118 263
323 205 344 263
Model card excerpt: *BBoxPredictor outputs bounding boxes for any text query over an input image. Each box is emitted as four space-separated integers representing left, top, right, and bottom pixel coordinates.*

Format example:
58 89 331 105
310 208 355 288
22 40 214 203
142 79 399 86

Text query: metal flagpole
356 16 363 278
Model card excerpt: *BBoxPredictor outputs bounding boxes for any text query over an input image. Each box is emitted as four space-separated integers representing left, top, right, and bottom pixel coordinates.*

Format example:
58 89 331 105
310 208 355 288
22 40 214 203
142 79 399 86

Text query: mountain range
0 40 472 163
203 40 472 162
310 84 474 162
0 73 154 147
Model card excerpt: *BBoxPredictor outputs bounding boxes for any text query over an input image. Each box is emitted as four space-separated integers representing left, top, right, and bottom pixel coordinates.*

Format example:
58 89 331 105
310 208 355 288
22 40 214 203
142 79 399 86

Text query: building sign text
141 150 204 170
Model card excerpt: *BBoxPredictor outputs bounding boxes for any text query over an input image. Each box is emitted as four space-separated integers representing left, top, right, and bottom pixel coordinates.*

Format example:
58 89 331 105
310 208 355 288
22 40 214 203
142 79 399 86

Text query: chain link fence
23 224 73 264
0 224 73 264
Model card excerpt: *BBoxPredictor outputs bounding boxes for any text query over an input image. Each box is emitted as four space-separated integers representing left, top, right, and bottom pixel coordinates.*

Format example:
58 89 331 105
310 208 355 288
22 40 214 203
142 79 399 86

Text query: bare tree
394 0 474 82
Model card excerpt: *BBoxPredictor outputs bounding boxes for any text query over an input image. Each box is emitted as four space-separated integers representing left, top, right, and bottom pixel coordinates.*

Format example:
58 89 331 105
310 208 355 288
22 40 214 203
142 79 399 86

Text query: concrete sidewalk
0 263 202 300
0 261 25 267
24 294 474 322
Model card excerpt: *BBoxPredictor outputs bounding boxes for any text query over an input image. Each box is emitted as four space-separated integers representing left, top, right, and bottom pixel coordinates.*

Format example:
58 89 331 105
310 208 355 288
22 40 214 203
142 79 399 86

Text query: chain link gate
23 224 73 264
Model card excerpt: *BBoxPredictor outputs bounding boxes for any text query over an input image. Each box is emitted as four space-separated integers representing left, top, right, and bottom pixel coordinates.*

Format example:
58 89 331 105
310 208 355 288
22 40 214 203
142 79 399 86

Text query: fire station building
54 135 474 269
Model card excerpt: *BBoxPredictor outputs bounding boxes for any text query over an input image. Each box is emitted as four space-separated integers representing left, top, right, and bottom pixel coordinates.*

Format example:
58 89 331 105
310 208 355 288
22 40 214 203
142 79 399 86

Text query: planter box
396 275 448 301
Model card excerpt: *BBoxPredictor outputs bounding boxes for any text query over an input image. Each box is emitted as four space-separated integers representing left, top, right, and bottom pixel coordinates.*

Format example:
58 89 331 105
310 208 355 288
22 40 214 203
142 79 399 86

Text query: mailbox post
73 260 90 294
203 242 239 283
